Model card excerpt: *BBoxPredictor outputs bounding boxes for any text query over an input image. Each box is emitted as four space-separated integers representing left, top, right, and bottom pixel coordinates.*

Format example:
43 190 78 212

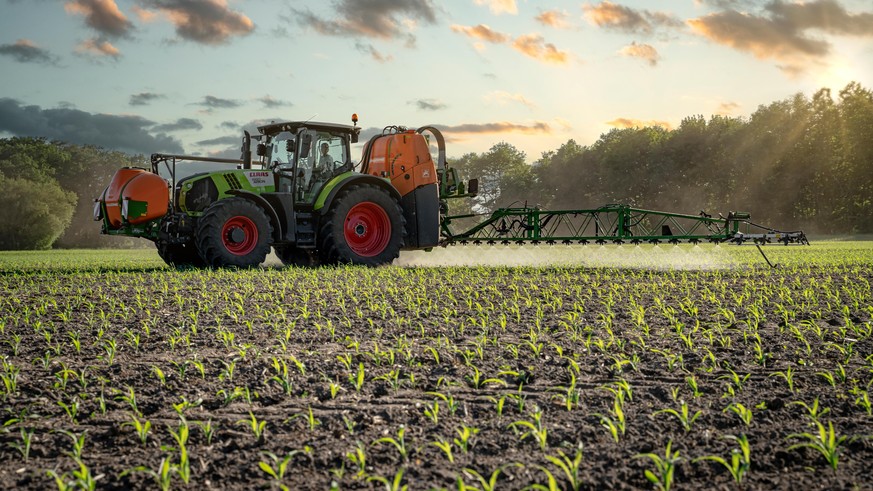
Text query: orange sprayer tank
102 167 169 229
365 130 437 196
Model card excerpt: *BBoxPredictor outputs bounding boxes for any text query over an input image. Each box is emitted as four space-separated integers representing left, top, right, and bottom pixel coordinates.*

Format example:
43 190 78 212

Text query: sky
1 0 872 163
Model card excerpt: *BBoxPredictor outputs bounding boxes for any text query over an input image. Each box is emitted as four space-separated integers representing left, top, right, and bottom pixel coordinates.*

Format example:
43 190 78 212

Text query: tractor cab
256 121 360 207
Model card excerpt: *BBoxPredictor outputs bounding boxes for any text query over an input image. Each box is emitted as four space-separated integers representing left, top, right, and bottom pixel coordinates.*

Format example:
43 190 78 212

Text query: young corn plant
372 426 410 462
595 394 626 443
724 402 753 426
786 420 852 471
635 440 681 491
693 434 751 485
454 425 479 454
534 447 584 491
508 405 549 451
237 411 267 442
653 402 703 433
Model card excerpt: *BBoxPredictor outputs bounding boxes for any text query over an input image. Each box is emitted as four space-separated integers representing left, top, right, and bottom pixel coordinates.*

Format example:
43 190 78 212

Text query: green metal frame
441 204 808 246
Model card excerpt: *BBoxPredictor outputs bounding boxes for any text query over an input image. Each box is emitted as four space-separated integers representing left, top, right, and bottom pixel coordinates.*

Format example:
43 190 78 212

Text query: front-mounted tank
95 167 169 230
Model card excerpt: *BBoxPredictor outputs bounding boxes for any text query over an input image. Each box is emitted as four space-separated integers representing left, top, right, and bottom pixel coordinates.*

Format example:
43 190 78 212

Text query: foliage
0 176 76 250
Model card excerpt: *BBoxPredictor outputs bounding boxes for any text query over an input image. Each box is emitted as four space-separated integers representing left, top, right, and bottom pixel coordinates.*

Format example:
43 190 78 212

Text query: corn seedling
508 405 549 451
786 420 852 471
693 434 751 485
237 411 267 442
653 401 703 433
635 440 680 491
372 426 410 462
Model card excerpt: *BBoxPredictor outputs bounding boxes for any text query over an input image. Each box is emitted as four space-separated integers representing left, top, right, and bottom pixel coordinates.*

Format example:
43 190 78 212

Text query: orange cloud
450 24 509 44
619 42 660 66
439 121 552 135
76 38 121 58
688 1 873 76
583 1 681 35
65 0 133 38
607 118 673 130
536 10 571 29
136 0 254 45
512 34 569 64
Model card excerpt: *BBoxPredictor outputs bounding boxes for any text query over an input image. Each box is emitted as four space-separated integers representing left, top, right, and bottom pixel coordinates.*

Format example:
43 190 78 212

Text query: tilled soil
0 262 872 490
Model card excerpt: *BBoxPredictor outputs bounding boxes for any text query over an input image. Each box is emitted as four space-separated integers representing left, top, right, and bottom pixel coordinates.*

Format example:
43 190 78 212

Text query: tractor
97 115 807 269
95 116 478 268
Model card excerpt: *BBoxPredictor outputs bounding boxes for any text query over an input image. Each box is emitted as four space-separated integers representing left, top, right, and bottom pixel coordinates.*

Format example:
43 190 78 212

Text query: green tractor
95 116 477 268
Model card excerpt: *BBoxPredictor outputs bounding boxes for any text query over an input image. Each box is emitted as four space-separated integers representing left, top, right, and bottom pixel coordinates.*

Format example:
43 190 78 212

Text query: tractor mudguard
225 189 284 242
314 173 401 214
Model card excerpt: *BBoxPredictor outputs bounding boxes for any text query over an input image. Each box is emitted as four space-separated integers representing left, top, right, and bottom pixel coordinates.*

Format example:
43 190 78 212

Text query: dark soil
1 263 872 490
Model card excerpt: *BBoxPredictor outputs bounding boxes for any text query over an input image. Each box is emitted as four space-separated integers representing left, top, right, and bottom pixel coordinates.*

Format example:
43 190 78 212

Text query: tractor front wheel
156 240 205 268
318 185 405 266
196 198 272 268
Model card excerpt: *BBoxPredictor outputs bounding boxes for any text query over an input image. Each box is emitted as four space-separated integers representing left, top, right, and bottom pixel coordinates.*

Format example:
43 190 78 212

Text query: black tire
318 184 405 266
274 246 320 267
195 197 272 268
156 240 206 268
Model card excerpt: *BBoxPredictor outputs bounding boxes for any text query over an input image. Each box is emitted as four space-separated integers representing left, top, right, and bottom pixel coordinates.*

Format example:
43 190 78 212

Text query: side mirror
467 178 479 196
256 143 267 157
285 139 295 153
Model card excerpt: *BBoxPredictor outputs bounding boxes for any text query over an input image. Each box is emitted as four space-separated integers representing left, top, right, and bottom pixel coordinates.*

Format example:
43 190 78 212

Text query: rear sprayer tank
95 167 169 231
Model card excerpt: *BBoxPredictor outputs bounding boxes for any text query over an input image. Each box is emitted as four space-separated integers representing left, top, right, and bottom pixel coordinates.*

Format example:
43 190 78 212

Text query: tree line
454 82 873 235
0 138 145 250
0 82 870 249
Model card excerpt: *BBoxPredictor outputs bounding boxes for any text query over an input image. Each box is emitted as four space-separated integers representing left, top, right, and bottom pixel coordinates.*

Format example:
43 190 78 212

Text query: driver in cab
318 142 334 171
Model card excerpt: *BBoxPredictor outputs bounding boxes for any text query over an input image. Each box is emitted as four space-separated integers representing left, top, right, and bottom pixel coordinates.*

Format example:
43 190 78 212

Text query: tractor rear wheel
318 184 404 266
156 240 205 268
274 246 320 267
196 197 272 268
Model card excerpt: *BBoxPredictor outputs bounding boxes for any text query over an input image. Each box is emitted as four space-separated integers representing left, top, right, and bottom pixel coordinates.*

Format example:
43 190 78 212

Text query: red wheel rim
221 216 258 256
344 202 391 257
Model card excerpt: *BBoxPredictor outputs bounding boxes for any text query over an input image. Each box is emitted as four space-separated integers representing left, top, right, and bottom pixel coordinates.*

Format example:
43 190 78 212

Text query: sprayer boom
440 204 808 246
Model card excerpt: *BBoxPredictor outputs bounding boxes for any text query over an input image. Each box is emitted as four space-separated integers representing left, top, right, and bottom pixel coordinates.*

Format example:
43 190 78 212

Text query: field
1 243 872 490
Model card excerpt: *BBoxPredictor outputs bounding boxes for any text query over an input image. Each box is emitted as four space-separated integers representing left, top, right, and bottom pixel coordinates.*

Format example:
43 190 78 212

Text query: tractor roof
257 121 358 136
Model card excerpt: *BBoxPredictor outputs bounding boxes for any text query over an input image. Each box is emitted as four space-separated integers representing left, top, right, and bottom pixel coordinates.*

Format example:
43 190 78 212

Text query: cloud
474 0 517 15
0 98 183 154
606 118 673 130
75 38 121 59
414 99 447 111
619 41 660 66
512 34 569 64
715 101 741 115
484 91 536 108
435 121 552 135
583 1 682 35
293 0 437 47
258 96 291 109
0 39 58 65
686 0 873 75
153 118 203 132
451 24 570 65
536 9 571 29
355 42 393 63
64 0 134 39
196 95 241 109
129 92 164 106
135 0 254 45
450 24 510 44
